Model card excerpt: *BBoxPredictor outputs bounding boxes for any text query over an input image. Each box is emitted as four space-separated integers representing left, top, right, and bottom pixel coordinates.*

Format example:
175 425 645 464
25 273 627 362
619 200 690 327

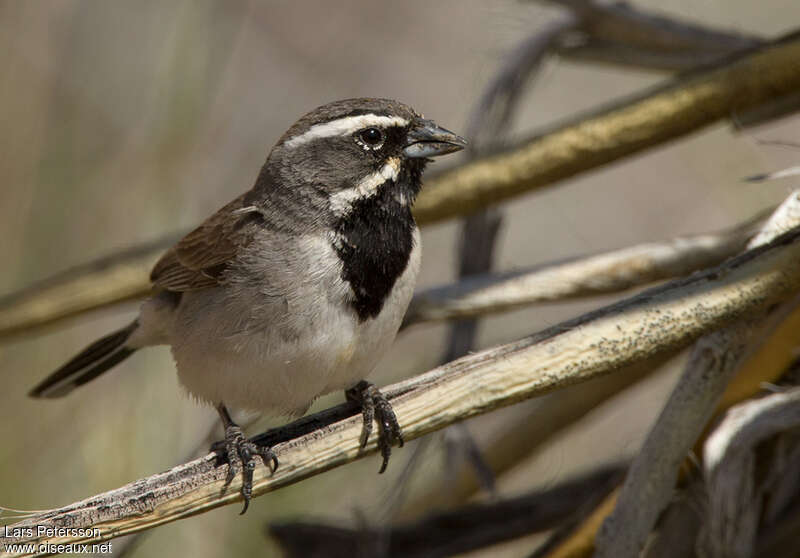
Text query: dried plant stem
3 217 800 554
596 192 800 557
3 34 799 340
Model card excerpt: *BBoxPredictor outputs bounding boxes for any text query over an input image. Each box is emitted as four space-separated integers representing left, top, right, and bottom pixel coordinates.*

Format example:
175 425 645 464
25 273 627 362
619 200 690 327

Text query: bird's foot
346 380 404 473
215 423 278 514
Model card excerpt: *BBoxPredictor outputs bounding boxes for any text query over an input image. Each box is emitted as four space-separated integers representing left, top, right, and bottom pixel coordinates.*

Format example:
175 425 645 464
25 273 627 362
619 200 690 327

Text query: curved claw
377 440 392 474
346 380 404 474
216 422 278 515
258 447 279 473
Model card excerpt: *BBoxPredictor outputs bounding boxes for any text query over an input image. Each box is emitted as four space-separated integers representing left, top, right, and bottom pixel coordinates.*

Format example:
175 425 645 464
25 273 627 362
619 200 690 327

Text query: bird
29 98 467 513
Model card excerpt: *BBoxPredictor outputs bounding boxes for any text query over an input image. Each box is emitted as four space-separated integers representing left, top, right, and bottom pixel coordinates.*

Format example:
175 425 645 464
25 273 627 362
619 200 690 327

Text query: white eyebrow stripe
283 114 409 148
329 157 401 214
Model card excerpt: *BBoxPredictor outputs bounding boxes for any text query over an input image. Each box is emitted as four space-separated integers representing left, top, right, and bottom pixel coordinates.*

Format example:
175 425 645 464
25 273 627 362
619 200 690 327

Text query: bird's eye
358 127 384 148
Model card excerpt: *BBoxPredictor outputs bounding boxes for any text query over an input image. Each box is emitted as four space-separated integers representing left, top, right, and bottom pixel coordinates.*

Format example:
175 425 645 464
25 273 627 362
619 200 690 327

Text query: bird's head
265 98 467 216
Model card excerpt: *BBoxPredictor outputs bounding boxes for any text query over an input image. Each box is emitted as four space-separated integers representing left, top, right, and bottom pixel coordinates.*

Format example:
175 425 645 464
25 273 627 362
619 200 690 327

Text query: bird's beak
403 119 468 158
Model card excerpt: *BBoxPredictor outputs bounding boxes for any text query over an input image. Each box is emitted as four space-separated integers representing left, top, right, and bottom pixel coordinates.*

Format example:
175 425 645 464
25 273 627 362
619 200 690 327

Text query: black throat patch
332 163 423 322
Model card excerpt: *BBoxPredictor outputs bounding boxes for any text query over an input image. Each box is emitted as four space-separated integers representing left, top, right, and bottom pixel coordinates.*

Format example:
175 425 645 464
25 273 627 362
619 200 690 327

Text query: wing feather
150 194 261 292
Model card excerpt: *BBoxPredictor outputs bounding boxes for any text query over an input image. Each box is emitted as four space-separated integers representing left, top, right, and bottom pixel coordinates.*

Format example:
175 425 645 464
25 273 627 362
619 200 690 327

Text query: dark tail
29 321 139 398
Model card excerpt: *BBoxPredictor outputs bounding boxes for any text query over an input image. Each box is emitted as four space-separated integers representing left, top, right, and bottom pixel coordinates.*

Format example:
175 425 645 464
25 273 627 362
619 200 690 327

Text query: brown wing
150 193 260 292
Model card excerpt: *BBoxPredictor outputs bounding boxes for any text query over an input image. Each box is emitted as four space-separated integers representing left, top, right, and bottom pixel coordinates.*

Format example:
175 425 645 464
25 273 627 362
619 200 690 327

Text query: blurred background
1 1 799 556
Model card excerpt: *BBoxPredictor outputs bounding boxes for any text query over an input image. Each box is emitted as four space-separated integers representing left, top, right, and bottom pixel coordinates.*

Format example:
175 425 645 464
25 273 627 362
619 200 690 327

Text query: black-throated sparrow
30 98 466 513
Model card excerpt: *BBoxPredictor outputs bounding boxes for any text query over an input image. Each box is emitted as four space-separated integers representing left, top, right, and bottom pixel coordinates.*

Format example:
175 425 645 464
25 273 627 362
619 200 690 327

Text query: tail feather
30 321 139 398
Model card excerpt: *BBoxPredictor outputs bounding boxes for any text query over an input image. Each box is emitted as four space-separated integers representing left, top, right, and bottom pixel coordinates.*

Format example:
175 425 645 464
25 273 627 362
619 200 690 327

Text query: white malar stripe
329 157 401 214
284 114 409 149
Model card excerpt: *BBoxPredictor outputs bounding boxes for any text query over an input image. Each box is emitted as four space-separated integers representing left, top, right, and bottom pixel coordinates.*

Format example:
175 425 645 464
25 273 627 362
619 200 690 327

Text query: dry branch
403 211 762 327
269 465 624 558
747 162 800 183
597 321 754 557
596 192 800 557
639 480 704 558
755 494 800 558
431 1 559 497
539 489 621 558
0 237 175 340
0 203 764 342
703 387 800 558
466 12 577 149
4 218 800 555
714 297 800 417
2 33 799 340
412 32 800 221
399 352 674 518
538 297 800 558
547 0 762 70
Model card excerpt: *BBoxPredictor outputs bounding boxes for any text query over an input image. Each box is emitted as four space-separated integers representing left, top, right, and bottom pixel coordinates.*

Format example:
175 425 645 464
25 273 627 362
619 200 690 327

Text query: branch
639 392 800 558
0 202 765 344
433 7 527 488
537 297 800 558
413 31 800 221
536 489 621 558
637 479 704 558
269 465 624 558
596 191 800 557
465 13 578 150
703 387 800 558
403 210 763 327
0 236 175 339
399 352 674 517
2 33 799 340
547 0 762 71
756 499 800 558
707 296 800 434
747 162 800 183
4 216 800 554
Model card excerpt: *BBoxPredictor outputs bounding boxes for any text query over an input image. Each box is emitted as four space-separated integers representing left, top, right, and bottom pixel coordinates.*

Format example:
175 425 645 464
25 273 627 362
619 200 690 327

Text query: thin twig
545 0 762 71
403 209 764 327
746 163 800 183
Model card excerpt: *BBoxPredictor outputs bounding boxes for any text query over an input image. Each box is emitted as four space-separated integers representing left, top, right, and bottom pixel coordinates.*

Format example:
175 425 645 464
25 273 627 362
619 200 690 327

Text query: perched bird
30 98 466 512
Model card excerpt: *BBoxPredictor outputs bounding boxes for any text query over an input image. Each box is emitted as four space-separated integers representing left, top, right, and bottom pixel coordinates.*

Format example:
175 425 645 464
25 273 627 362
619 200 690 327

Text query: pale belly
166 232 421 416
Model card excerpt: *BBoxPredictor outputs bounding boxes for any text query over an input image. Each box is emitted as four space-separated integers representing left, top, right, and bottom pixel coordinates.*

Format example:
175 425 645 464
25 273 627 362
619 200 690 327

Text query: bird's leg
345 380 404 473
214 403 278 514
